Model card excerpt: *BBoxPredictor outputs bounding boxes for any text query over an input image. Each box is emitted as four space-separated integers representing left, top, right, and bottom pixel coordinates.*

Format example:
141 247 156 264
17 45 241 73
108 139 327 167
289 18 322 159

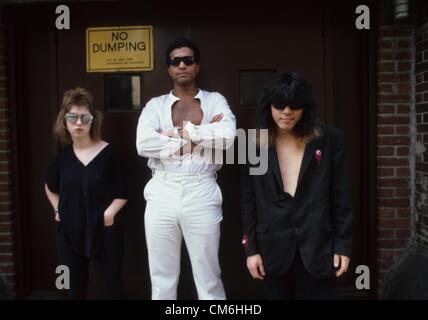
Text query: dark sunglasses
271 104 303 110
168 56 196 67
64 112 94 125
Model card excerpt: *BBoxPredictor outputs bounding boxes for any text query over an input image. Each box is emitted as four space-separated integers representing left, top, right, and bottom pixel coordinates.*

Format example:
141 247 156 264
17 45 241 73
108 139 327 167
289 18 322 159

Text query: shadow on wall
381 245 428 299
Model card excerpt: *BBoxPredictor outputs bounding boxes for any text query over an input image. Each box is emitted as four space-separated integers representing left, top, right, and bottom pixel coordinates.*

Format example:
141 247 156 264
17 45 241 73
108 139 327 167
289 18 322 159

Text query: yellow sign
86 26 153 72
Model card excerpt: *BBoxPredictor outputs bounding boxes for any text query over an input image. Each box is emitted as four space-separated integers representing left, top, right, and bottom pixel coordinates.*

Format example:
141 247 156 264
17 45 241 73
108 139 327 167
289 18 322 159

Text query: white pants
144 170 226 300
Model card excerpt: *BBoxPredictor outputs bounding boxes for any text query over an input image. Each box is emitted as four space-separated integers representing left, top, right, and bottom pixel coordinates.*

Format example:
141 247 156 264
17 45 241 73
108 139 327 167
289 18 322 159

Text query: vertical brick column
0 23 16 294
415 5 428 249
376 4 414 290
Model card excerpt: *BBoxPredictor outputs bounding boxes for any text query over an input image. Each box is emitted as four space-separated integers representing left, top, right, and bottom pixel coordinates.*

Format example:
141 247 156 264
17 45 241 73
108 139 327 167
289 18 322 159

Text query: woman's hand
247 254 266 280
104 209 115 227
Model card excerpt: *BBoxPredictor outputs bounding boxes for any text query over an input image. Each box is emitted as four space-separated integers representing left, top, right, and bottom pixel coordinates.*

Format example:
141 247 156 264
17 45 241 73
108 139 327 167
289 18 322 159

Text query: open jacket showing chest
241 125 353 278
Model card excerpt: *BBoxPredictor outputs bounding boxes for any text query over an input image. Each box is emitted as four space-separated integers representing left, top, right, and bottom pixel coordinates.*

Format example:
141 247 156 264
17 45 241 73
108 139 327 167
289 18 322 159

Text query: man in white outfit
136 37 236 300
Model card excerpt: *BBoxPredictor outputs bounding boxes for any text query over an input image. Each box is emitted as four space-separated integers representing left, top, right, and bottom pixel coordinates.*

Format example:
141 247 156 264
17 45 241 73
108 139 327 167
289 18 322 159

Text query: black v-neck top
45 144 128 257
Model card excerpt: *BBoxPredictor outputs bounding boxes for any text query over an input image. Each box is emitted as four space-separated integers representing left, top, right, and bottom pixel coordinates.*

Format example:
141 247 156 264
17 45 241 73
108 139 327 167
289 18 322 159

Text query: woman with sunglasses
241 72 353 299
44 87 128 299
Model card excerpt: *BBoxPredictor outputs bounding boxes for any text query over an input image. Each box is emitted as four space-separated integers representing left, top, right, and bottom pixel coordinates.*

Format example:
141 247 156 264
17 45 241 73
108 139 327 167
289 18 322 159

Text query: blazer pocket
256 223 269 233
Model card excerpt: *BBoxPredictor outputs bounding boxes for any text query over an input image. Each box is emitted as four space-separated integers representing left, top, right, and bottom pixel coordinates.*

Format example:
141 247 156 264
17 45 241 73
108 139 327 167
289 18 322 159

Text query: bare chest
171 99 203 127
276 146 305 197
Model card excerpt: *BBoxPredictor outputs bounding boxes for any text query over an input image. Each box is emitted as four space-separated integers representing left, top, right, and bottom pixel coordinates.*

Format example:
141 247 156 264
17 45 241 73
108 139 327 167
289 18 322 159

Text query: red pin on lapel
315 149 322 164
241 235 249 248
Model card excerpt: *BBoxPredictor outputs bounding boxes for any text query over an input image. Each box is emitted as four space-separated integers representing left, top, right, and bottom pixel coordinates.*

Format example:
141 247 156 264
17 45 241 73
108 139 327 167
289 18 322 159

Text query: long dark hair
257 72 319 146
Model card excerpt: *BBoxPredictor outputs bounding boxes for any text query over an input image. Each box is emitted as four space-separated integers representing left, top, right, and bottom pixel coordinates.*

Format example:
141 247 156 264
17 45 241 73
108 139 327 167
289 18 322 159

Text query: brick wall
376 2 414 290
0 22 16 294
415 2 428 249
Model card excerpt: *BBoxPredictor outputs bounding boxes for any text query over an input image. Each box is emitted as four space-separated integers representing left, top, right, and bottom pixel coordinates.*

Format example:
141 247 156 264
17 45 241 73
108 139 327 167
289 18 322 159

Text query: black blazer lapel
265 146 284 197
297 137 320 189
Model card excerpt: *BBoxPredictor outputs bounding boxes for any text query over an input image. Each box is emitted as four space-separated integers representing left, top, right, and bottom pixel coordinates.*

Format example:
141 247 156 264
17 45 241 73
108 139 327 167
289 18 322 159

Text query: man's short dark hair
166 37 201 65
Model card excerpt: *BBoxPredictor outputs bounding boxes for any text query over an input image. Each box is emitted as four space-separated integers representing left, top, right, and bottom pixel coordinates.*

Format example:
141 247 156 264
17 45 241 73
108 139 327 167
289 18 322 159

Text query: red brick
0 233 13 242
378 177 408 187
378 188 394 197
0 89 8 99
378 157 409 166
378 94 411 104
379 250 393 260
378 105 395 114
378 208 396 218
396 229 411 239
378 63 395 73
0 265 15 274
0 194 11 202
378 239 409 249
397 83 412 93
378 116 410 125
396 105 410 113
378 51 394 60
397 40 411 48
416 82 428 92
0 173 11 183
379 218 410 228
396 126 410 134
0 243 13 253
378 261 395 270
378 167 395 176
378 73 410 82
378 27 412 38
417 124 428 132
378 126 395 135
0 109 9 119
396 167 410 176
0 162 10 171
378 136 410 145
378 229 394 238
416 40 428 52
397 208 411 217
397 61 412 72
0 254 13 264
416 163 428 171
0 132 10 140
395 188 410 197
395 51 412 60
0 214 12 223
0 153 10 161
0 223 12 233
378 40 393 50
378 146 395 156
0 203 11 211
397 147 409 156
378 198 409 207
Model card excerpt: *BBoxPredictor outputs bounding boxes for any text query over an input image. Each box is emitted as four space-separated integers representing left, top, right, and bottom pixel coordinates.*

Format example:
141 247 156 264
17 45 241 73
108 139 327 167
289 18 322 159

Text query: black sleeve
330 129 353 257
240 163 259 257
45 156 60 194
111 149 129 200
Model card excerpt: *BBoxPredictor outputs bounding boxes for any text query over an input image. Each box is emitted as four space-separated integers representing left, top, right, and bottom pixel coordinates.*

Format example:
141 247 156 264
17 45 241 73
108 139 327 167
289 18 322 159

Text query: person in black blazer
241 72 353 299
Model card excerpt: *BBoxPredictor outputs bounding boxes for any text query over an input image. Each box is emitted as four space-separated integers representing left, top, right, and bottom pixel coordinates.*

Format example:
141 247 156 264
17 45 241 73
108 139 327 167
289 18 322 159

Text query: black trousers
57 224 125 300
263 249 334 300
